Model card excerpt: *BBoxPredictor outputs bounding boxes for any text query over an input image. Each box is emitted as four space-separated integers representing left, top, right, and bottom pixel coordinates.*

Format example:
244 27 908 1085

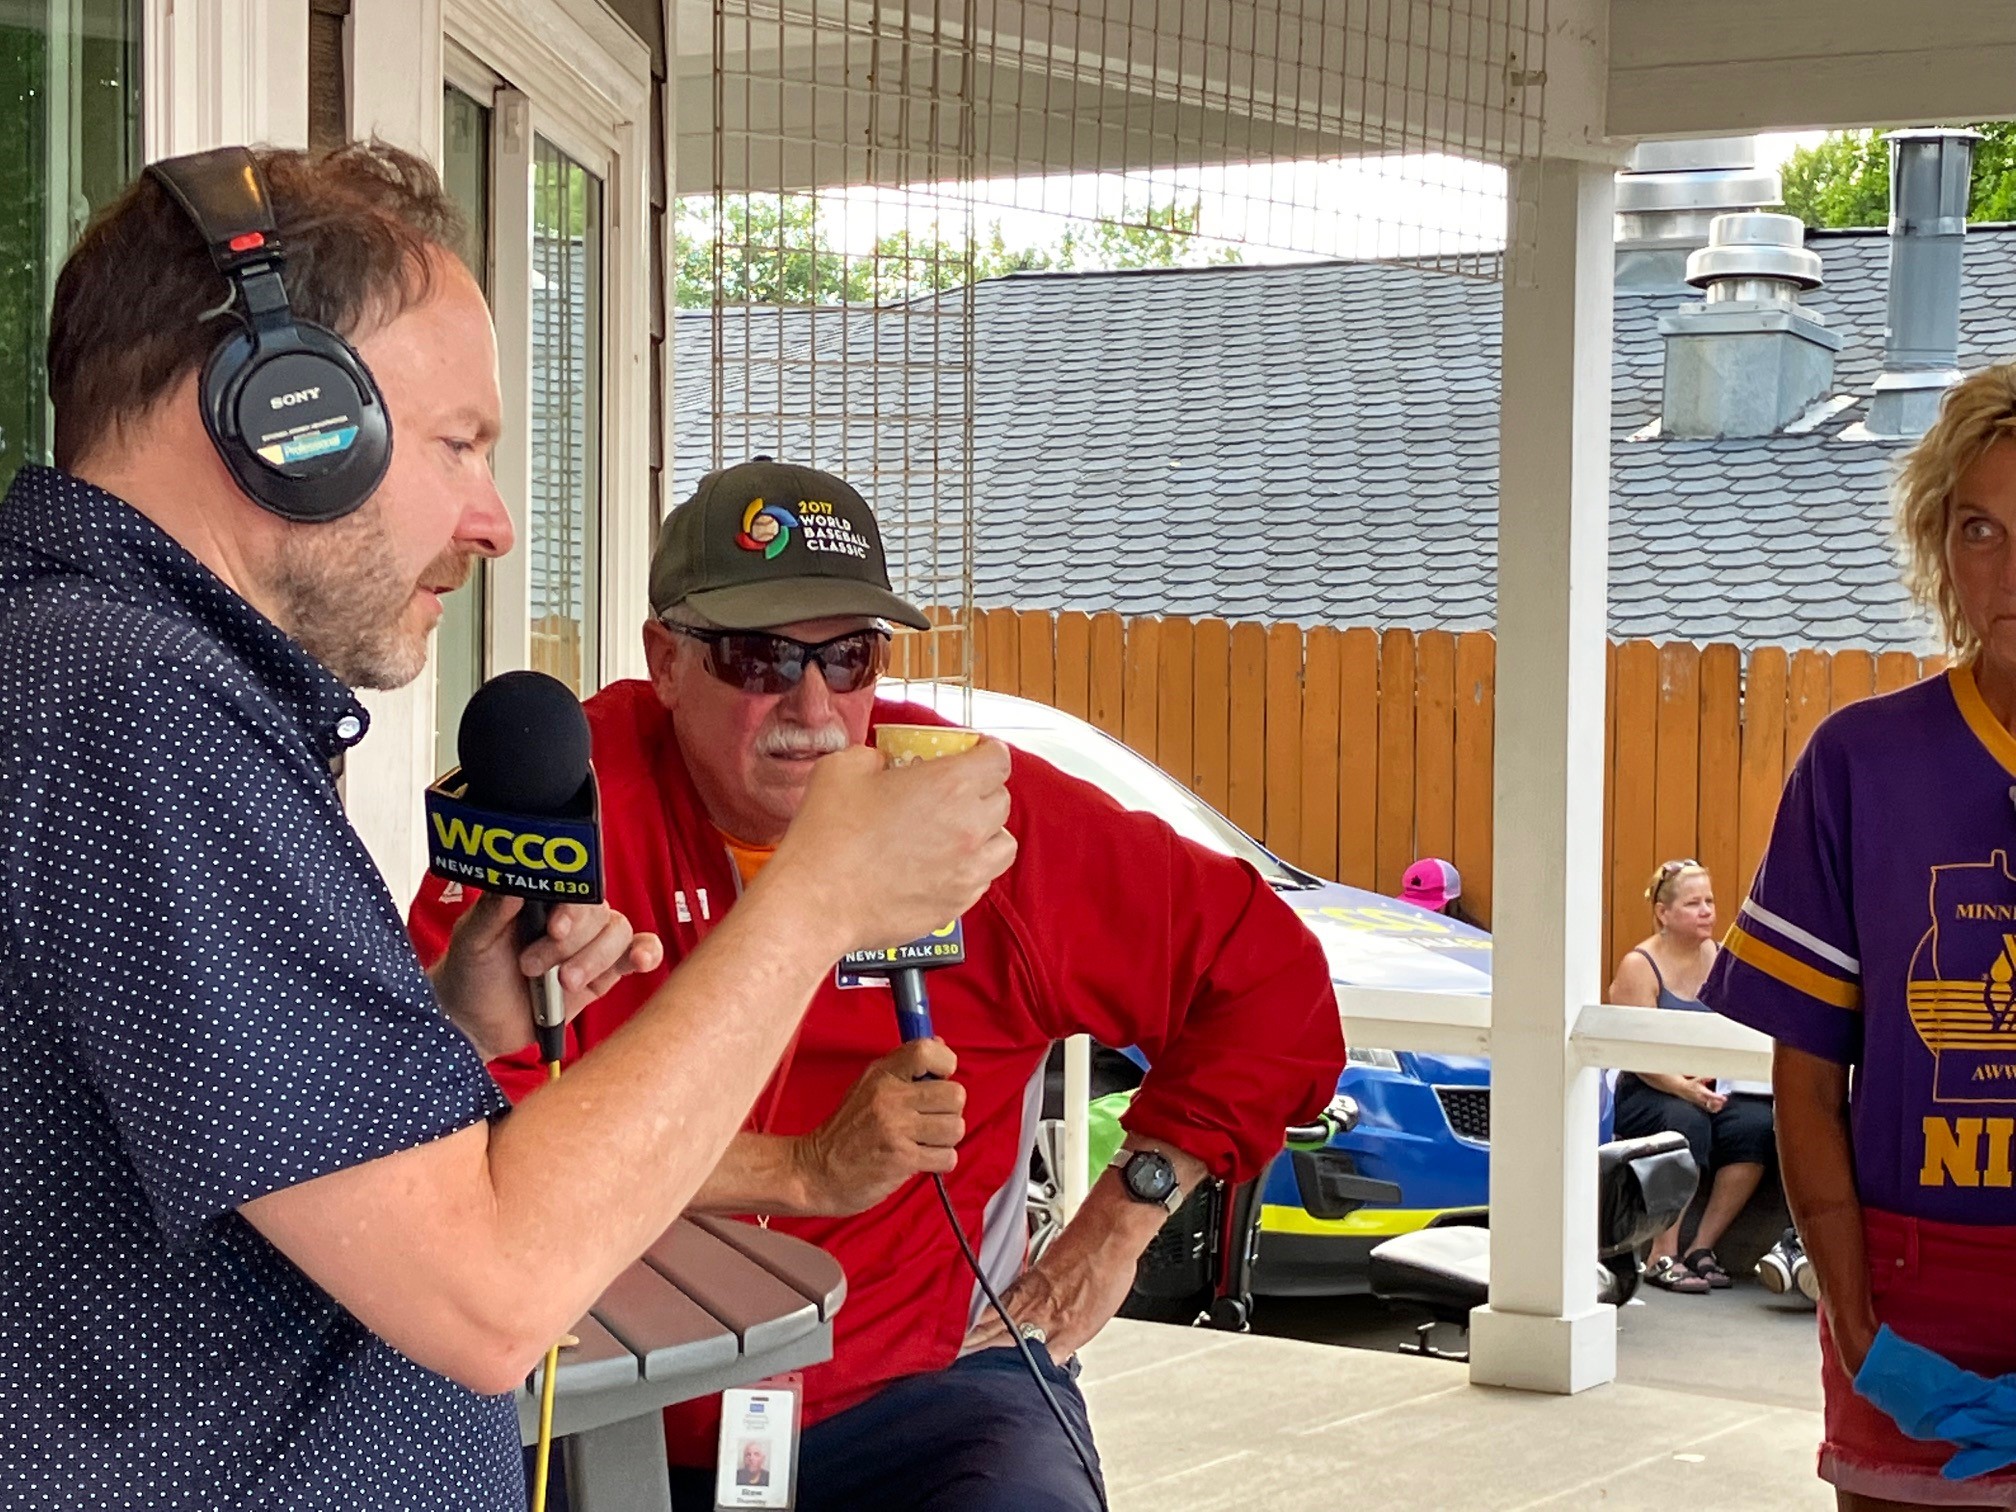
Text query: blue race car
885 682 1494 1297
1255 893 1489 1294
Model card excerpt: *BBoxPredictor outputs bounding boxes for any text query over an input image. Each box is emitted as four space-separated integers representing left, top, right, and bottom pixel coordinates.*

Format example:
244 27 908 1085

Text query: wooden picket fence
893 608 1944 976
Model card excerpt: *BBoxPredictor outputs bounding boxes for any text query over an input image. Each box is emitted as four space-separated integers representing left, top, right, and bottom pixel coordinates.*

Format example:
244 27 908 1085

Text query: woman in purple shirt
1705 364 2016 1511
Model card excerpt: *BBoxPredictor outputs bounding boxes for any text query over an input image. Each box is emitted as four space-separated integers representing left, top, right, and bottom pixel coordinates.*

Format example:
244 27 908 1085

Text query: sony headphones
145 146 392 524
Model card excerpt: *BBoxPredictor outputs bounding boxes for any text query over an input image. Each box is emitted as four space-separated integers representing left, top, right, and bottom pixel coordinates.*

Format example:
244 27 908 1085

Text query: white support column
144 0 310 156
1060 1033 1091 1222
339 0 446 905
1468 156 1617 1396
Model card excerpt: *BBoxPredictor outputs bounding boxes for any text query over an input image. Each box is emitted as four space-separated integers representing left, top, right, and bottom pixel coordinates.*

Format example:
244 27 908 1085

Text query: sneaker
1757 1229 1800 1295
1793 1251 1821 1302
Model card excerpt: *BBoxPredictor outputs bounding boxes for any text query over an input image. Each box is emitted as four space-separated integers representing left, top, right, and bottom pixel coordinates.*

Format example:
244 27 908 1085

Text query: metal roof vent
1615 137 1780 290
1684 213 1824 303
1658 213 1841 439
1867 128 1979 440
1616 138 1781 247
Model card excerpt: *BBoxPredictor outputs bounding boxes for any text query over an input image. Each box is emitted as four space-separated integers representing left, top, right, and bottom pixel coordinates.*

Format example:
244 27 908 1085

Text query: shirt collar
0 465 370 759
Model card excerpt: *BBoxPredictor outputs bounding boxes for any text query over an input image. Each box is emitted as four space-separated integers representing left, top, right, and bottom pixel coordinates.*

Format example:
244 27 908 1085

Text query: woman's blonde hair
1895 363 2016 660
1646 859 1708 908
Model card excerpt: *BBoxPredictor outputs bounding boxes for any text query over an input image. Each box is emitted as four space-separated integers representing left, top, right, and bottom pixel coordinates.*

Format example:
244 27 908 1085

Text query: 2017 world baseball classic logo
736 499 799 559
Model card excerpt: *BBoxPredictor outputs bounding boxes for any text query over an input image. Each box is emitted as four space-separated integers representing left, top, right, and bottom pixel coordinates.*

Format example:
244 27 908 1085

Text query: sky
798 130 1835 270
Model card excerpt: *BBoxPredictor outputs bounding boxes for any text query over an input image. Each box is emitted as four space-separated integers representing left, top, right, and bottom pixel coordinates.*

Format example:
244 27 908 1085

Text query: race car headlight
1346 1046 1402 1071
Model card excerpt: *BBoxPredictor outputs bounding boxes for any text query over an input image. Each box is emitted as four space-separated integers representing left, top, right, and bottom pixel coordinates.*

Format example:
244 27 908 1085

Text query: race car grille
1436 1087 1490 1143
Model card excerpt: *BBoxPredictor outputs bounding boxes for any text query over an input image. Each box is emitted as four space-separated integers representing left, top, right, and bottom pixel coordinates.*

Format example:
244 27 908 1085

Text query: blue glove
1854 1325 2016 1481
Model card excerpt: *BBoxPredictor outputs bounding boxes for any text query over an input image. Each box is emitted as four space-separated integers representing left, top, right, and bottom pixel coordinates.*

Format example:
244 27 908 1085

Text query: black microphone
426 670 603 1064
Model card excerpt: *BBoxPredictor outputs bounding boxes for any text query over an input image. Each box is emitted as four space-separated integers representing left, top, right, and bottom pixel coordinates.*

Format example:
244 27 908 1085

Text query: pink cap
1400 858 1462 911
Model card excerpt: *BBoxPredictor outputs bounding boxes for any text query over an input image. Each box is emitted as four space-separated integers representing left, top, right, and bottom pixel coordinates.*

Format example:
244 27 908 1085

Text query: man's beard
270 504 468 690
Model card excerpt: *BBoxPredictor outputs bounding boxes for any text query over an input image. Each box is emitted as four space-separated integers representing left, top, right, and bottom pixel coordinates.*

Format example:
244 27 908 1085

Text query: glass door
434 77 494 773
0 0 140 490
528 135 602 695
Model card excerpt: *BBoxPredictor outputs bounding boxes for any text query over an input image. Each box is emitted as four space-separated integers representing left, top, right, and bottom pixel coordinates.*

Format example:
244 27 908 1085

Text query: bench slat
692 1215 848 1321
644 1222 821 1354
590 1257 741 1381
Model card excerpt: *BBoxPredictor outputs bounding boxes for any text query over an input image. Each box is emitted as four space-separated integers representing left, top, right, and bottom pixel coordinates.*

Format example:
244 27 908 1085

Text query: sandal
1684 1248 1733 1289
1645 1255 1710 1294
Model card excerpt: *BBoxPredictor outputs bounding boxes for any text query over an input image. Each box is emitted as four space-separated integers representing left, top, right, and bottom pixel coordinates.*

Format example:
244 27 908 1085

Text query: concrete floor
1256 1270 1824 1412
1080 1278 1832 1511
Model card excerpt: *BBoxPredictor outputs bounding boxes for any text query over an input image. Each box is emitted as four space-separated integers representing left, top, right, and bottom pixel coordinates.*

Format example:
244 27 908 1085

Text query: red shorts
1819 1208 2016 1507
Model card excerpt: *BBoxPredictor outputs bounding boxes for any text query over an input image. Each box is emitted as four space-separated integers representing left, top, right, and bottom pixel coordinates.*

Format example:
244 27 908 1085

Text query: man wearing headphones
0 144 1013 1510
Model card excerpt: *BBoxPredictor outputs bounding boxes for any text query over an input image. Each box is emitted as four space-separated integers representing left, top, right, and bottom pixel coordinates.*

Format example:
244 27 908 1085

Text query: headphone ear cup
199 321 392 525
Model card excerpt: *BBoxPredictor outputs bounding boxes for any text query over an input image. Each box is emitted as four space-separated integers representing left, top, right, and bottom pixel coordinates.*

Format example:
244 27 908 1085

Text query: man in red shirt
411 459 1344 1511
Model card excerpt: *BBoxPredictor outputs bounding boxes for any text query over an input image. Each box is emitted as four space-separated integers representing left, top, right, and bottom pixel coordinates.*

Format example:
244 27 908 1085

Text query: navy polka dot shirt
0 467 518 1509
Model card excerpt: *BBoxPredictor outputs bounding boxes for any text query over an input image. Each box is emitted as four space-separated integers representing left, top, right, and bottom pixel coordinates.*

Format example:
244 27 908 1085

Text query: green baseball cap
649 459 930 631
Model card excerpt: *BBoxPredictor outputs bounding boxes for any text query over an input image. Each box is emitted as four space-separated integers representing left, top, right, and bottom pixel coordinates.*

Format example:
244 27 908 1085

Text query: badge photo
714 1375 801 1510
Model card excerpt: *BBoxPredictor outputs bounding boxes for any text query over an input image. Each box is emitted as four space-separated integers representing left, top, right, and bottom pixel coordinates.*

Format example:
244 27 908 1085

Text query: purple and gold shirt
1703 667 2016 1224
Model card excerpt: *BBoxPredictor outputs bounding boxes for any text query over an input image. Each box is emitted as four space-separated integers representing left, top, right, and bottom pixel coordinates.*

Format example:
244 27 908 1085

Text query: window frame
435 69 500 772
525 131 607 696
443 0 653 694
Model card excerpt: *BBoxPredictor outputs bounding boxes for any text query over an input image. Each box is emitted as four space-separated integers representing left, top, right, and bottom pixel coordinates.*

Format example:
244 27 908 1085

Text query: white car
883 680 1497 1300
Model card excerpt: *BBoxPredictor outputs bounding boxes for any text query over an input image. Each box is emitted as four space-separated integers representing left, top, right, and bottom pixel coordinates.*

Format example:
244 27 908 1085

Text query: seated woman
1608 860 1773 1294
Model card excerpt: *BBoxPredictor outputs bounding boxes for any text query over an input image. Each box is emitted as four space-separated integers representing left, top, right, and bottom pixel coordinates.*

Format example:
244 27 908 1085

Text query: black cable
932 1172 1108 1512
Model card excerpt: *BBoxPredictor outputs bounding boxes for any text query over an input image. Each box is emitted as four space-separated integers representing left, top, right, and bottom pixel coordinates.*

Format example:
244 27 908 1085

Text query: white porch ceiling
670 0 2016 192
674 0 1544 195
1610 0 2016 139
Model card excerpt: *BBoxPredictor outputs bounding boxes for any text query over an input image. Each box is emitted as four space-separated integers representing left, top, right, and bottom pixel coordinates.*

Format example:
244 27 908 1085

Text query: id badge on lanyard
714 1374 802 1509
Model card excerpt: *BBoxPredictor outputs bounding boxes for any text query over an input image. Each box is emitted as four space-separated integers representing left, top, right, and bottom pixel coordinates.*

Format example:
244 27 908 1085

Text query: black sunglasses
666 622 890 695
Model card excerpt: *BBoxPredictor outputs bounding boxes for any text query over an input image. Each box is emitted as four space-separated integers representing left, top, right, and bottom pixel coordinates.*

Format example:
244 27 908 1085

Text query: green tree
974 221 1059 277
675 195 859 307
1781 124 2016 228
858 223 978 304
1072 200 1243 271
677 195 1239 308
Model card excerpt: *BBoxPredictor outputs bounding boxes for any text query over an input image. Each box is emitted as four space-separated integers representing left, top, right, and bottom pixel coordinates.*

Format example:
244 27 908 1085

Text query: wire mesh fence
694 0 1551 688
707 0 978 685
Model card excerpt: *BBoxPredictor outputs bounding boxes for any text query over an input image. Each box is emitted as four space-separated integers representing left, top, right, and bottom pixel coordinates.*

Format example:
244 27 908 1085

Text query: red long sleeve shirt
408 679 1342 1463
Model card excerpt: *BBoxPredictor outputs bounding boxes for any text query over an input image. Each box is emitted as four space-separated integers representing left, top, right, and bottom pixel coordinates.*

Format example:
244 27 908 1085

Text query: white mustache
757 724 852 759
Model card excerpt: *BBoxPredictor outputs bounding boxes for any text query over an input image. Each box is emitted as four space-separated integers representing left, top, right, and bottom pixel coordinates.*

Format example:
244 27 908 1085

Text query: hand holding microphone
434 894 661 1062
796 1039 967 1214
426 671 661 1062
795 722 1103 1503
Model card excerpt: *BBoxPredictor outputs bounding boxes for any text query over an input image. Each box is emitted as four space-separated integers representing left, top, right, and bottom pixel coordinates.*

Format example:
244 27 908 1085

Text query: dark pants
524 1445 571 1512
1614 1077 1775 1175
667 1346 1106 1512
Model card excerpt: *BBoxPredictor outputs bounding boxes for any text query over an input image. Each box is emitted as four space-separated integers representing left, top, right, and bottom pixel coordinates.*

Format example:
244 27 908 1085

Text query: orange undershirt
717 829 777 886
715 827 793 1138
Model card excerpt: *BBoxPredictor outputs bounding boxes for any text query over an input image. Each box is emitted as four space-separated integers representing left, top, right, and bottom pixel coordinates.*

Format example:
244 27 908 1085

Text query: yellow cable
530 1057 562 1512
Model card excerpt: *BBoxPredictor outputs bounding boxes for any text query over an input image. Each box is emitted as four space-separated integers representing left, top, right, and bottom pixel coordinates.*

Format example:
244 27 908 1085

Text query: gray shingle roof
673 224 2016 649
